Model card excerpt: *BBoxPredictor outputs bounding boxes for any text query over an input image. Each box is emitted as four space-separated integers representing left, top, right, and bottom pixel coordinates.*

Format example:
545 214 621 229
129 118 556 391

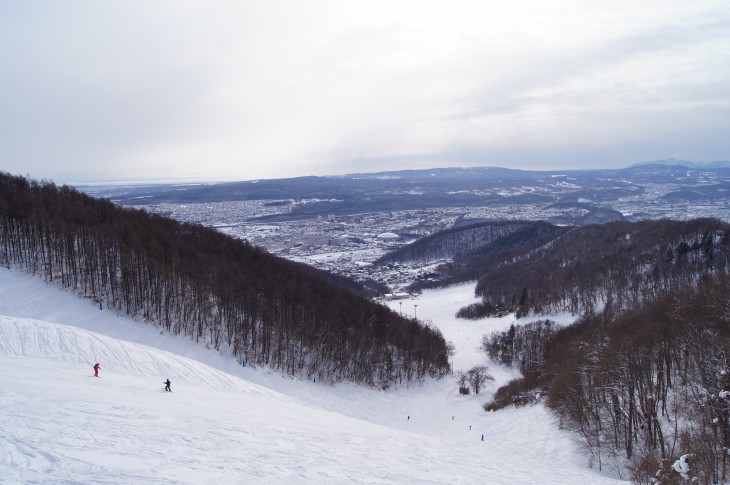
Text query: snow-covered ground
0 267 629 484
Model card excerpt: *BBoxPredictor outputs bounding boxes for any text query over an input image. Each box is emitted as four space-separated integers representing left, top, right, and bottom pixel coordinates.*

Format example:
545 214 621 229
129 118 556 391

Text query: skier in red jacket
93 363 100 377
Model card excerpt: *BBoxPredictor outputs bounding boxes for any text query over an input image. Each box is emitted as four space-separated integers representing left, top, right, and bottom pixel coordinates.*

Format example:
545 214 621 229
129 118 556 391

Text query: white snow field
0 267 629 484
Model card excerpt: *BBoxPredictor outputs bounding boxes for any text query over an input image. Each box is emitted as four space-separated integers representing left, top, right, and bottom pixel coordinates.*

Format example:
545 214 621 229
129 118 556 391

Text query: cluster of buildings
131 184 730 295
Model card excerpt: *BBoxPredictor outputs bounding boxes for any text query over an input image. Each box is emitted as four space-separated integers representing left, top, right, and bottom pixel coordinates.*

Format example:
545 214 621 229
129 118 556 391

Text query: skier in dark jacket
93 363 100 377
164 379 171 392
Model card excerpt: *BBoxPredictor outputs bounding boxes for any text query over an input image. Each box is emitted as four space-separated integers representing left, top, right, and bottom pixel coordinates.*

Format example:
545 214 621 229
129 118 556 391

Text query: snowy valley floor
0 267 629 484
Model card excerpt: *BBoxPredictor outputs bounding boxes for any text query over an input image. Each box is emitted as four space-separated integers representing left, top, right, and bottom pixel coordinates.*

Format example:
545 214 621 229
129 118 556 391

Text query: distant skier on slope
164 379 171 392
93 363 100 377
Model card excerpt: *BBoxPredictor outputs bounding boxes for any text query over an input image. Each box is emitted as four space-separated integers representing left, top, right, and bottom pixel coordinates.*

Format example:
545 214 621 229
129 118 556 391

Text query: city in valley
81 162 730 294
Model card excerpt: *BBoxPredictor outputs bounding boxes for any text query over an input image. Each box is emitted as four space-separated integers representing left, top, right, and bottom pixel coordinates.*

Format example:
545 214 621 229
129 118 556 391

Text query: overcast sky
1 1 729 183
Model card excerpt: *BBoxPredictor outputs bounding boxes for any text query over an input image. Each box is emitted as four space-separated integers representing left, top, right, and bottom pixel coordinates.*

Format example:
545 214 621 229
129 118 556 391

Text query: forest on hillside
467 219 730 483
379 218 729 320
453 219 730 319
0 173 450 386
465 218 730 483
376 220 539 267
384 215 730 482
376 220 569 290
484 274 730 484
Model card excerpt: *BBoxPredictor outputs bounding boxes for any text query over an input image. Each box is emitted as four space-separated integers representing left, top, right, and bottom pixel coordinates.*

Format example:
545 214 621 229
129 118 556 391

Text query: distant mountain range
81 162 730 225
631 158 730 168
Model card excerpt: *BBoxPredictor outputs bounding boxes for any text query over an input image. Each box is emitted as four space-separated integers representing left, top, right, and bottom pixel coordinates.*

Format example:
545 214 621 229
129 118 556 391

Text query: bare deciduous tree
466 365 493 395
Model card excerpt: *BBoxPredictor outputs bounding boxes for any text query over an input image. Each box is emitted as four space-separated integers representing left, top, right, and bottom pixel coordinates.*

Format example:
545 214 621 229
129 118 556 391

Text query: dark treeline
376 220 533 266
483 319 556 374
481 320 557 413
485 275 730 483
462 219 730 319
0 173 450 386
376 220 568 291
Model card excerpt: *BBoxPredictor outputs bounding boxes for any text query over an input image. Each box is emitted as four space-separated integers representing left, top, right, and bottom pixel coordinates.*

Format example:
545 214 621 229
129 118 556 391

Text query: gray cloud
0 1 728 183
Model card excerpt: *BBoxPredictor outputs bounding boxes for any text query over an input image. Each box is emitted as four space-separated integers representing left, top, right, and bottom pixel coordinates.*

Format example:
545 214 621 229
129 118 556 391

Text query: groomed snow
0 267 629 484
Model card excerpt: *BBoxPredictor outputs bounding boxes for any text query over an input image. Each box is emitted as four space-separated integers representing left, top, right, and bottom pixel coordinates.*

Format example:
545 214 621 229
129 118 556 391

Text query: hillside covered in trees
375 220 570 290
379 215 730 481
467 218 730 318
461 219 730 482
0 173 450 386
485 273 730 484
385 218 729 319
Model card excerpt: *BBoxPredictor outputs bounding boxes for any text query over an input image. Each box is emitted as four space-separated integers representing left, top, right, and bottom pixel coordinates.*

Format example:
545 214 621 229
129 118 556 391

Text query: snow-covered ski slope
0 267 629 484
